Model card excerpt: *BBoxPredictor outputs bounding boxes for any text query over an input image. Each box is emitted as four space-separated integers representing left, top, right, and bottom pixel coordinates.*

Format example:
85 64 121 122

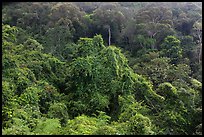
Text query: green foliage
76 34 105 57
2 23 18 42
157 82 178 100
128 113 154 135
117 95 156 135
36 80 62 114
61 42 79 61
133 54 173 85
43 25 73 59
156 109 188 135
2 2 202 135
66 36 137 116
2 118 32 135
61 111 118 135
2 81 19 127
19 86 42 106
34 118 61 135
134 34 156 49
154 81 202 135
12 105 41 130
23 38 44 51
118 95 149 122
160 35 183 63
190 78 202 91
62 115 98 135
118 95 155 135
47 102 69 126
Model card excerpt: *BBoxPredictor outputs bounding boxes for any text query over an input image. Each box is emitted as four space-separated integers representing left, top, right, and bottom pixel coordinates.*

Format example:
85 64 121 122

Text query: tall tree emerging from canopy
91 3 125 45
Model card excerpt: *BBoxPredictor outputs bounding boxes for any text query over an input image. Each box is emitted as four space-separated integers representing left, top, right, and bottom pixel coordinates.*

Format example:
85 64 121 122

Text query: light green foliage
154 81 202 135
160 35 183 63
157 82 178 100
34 118 61 135
23 38 44 51
118 95 150 122
94 125 118 135
2 118 32 135
2 23 17 42
190 78 202 91
128 113 154 135
12 105 41 130
132 72 165 105
2 23 66 134
76 34 105 57
2 81 19 127
19 86 41 106
47 102 69 125
118 95 155 135
93 111 119 135
62 115 98 135
62 111 118 135
4 68 35 94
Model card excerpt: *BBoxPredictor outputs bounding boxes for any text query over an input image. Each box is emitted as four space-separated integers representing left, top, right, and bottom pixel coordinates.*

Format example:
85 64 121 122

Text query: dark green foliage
43 25 73 59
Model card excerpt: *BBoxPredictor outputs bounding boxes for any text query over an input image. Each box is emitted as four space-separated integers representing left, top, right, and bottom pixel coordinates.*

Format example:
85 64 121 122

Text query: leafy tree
34 118 61 135
2 118 32 135
47 102 69 126
135 6 175 48
160 35 183 64
61 114 98 135
92 3 125 45
43 25 73 59
154 81 202 135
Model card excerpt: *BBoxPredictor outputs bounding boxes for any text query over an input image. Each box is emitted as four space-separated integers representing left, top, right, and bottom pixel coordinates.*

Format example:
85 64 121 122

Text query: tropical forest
2 2 202 135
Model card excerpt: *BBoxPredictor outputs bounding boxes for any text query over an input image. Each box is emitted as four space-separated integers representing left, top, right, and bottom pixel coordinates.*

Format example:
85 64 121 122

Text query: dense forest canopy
2 2 202 135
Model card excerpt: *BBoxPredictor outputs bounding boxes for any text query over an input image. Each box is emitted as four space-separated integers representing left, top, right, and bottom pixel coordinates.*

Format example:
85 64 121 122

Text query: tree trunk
197 30 202 64
108 26 111 46
109 93 119 121
199 43 202 64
